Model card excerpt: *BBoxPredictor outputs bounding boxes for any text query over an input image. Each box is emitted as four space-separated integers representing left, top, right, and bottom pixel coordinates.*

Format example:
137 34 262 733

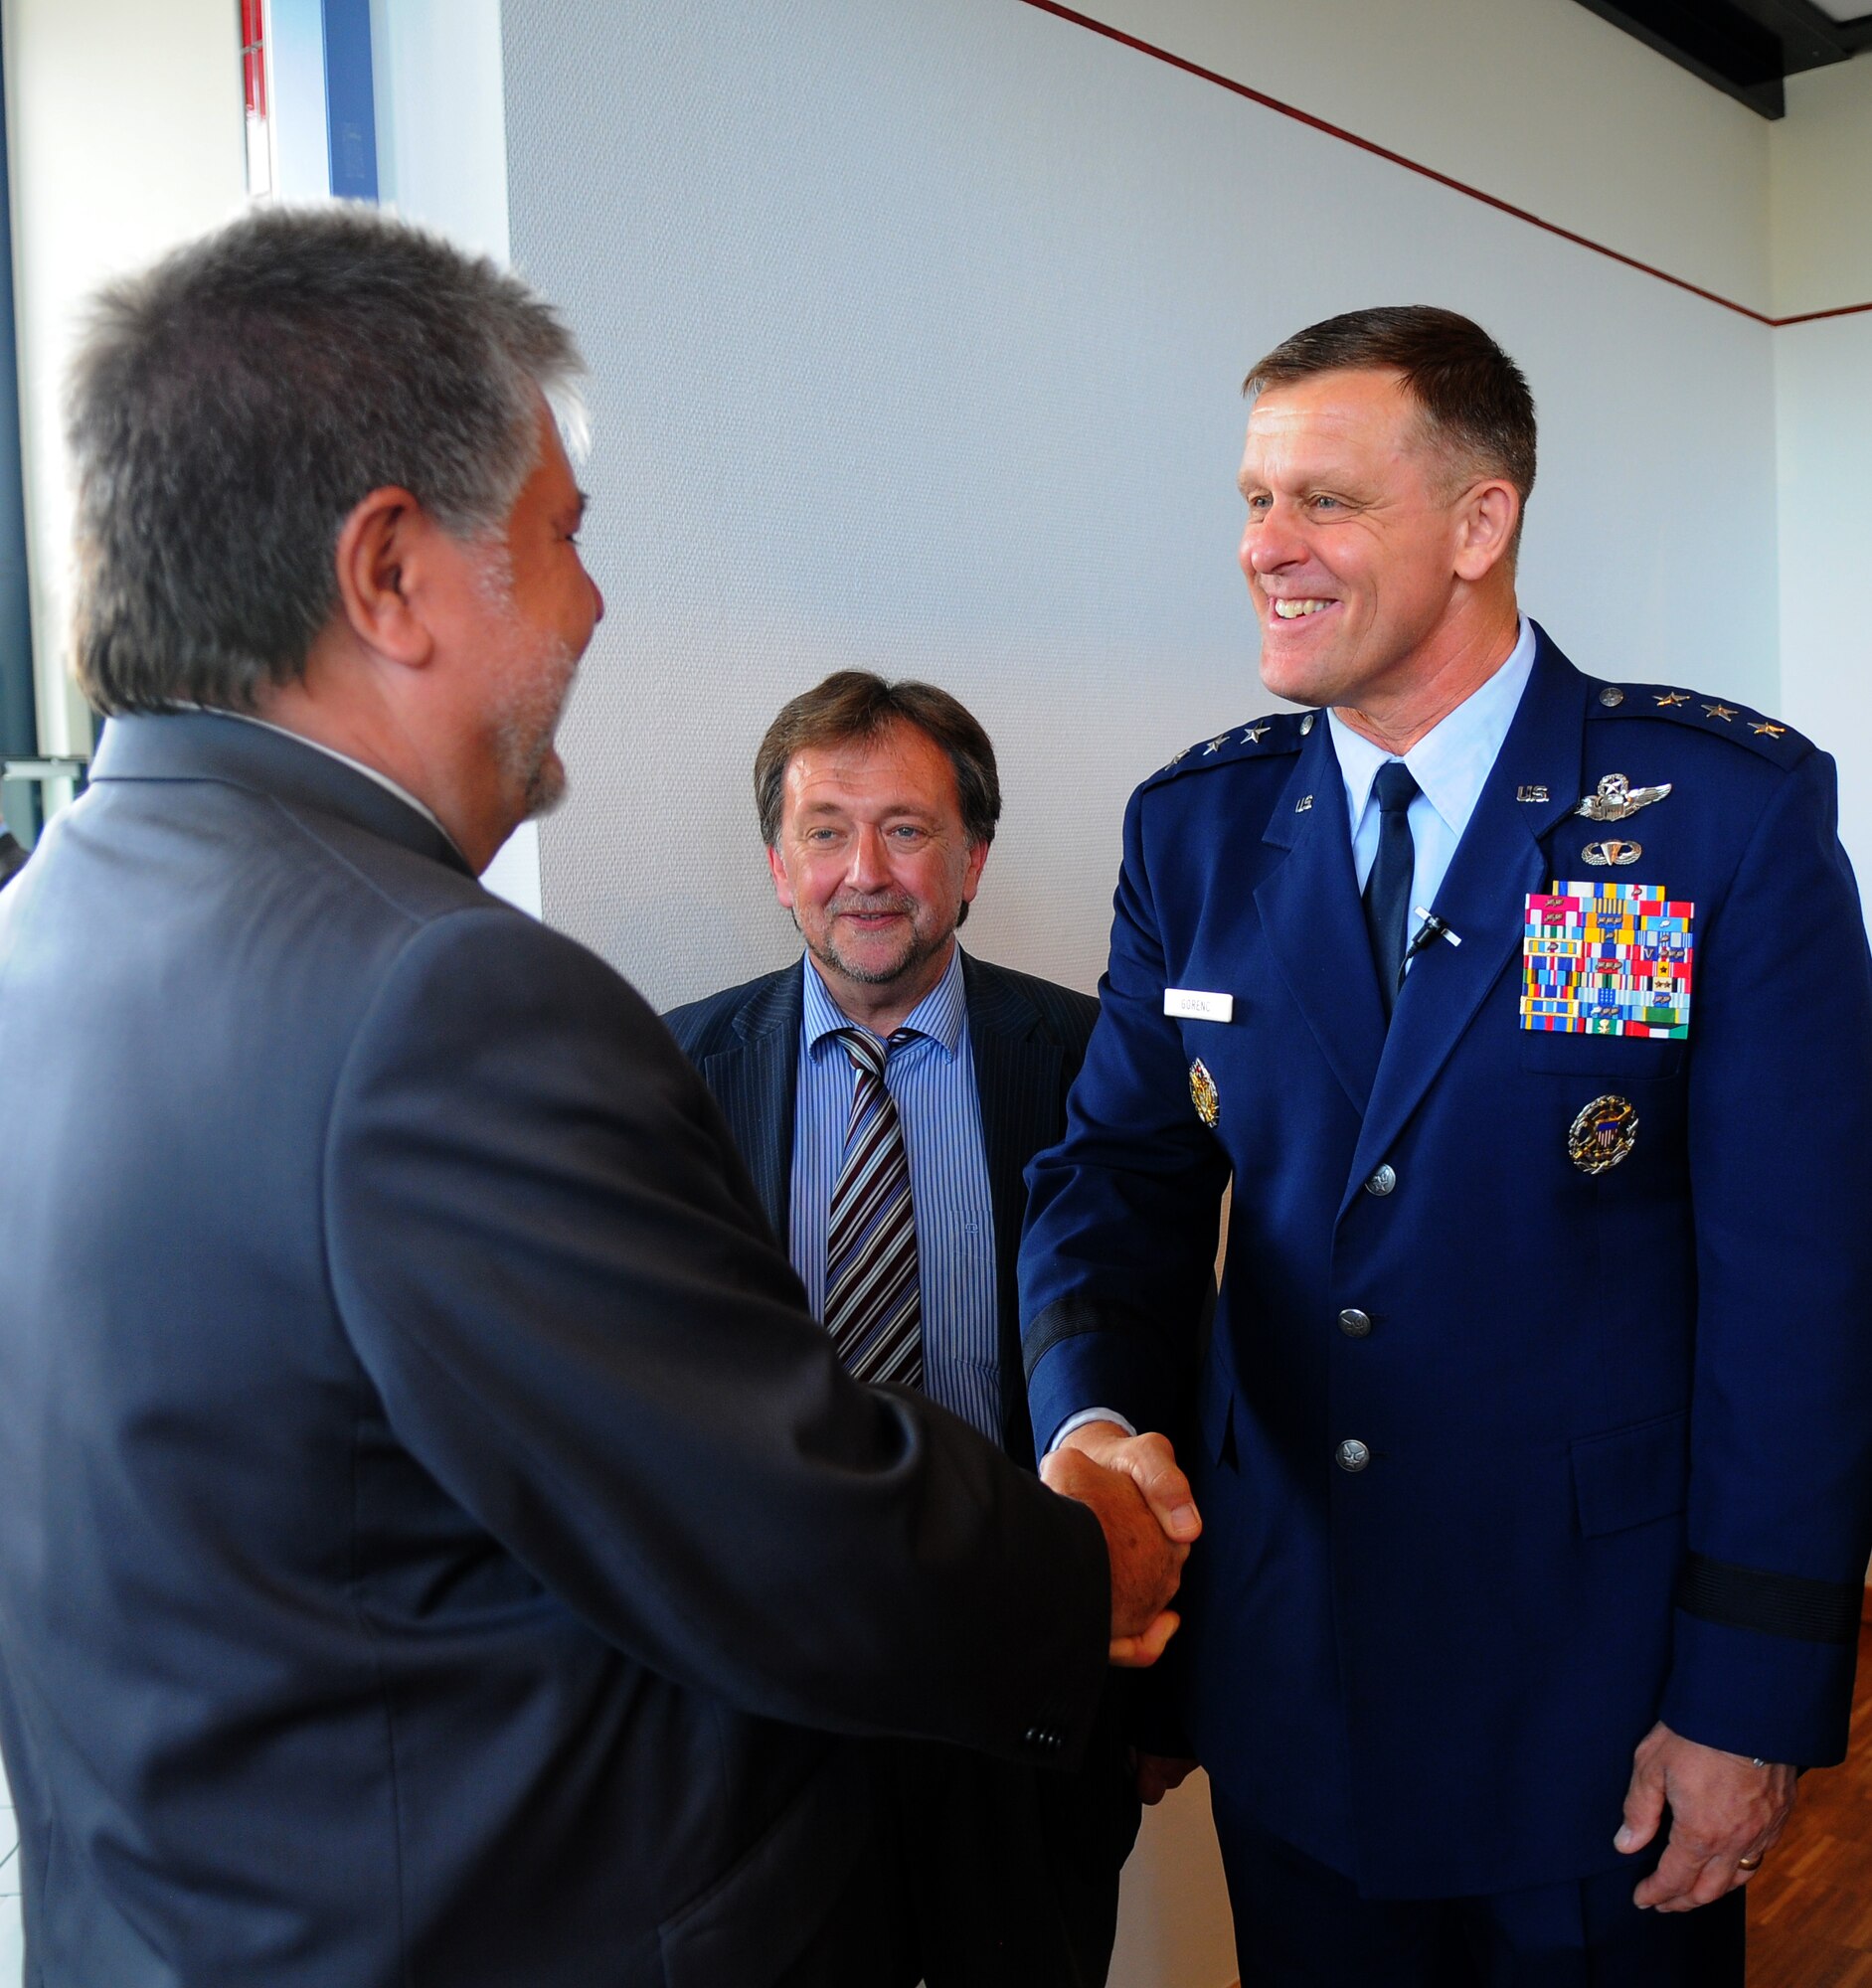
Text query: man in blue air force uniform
1020 306 1872 1985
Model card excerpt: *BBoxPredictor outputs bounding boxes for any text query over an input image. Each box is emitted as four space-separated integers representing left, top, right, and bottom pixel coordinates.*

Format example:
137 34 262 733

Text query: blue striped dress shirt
789 947 1001 1441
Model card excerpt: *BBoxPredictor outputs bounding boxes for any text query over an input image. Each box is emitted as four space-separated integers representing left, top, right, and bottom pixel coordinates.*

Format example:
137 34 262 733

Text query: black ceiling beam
1572 0 1872 116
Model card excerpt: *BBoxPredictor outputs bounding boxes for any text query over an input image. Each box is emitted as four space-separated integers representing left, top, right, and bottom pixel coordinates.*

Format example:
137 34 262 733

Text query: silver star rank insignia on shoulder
1575 773 1671 822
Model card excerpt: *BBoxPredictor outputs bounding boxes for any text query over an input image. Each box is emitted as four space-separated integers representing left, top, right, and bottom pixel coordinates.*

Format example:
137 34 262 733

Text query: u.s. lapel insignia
1568 1094 1638 1175
1189 1059 1220 1129
1576 773 1671 822
1516 784 1550 803
1582 838 1642 867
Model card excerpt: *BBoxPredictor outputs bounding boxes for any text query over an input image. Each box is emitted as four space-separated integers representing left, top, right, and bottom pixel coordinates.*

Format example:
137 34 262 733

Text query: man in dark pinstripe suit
666 673 1140 1987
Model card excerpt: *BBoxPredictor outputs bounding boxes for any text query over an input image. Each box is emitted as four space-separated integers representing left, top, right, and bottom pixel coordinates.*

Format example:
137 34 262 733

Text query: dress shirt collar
1327 614 1536 843
188 706 464 857
802 941 968 1058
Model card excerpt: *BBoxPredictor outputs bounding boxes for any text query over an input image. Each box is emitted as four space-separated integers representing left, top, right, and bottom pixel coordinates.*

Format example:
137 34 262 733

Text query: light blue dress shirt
1326 615 1536 957
789 946 1002 1441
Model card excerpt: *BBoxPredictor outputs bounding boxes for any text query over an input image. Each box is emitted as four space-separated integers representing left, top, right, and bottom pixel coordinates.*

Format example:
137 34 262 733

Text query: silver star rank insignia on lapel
1575 773 1671 822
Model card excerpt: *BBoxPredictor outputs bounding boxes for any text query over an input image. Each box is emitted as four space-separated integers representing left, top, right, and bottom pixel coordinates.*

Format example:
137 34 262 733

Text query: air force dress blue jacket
1021 627 1872 1900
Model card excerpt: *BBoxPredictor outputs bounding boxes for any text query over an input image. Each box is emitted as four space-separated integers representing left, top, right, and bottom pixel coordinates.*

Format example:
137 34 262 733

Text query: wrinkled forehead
782 722 963 818
1240 367 1427 473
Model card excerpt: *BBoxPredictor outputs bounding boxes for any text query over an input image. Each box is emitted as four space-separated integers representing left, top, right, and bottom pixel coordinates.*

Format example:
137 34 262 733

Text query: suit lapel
1255 722 1387 1115
963 953 1058 1468
1342 634 1588 1215
700 968 802 1242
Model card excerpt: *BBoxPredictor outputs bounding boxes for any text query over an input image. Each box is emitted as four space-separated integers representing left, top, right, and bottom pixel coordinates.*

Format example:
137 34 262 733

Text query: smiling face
767 721 989 1030
1237 367 1505 722
476 410 604 822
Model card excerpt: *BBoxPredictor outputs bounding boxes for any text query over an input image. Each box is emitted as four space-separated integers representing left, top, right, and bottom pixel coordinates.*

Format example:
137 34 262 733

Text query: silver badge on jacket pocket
1568 1094 1638 1175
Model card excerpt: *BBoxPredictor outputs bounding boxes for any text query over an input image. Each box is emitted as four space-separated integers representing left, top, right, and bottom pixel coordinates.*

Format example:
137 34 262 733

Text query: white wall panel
2 0 245 757
1776 314 1872 888
1773 59 1872 317
1074 0 1775 316
502 0 1778 1011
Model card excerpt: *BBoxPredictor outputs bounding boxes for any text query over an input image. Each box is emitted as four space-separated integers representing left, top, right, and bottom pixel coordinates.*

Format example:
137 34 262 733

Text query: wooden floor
1747 1623 1872 1987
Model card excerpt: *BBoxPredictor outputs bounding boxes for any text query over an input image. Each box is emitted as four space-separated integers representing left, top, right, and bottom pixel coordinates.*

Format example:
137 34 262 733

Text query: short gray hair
67 202 587 715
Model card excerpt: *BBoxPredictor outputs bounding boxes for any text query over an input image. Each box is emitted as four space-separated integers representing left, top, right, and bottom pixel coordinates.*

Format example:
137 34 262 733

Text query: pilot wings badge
1575 773 1671 823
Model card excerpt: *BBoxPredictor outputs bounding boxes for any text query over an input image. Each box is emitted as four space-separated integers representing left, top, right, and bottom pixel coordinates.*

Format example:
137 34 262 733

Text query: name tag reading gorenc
1164 988 1234 1023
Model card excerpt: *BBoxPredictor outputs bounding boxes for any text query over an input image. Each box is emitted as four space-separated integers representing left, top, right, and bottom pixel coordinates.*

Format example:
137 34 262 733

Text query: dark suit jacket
664 952 1100 1470
0 712 1109 1988
1024 626 1872 1900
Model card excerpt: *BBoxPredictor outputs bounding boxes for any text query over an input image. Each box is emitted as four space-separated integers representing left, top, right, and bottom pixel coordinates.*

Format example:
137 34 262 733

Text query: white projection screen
500 0 1776 1012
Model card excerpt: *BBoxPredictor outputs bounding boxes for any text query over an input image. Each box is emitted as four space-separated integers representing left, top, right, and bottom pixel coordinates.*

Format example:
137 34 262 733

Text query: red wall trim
1016 0 1872 332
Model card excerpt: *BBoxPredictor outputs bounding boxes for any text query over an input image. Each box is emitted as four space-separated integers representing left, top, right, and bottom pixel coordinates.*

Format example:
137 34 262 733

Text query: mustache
826 893 917 919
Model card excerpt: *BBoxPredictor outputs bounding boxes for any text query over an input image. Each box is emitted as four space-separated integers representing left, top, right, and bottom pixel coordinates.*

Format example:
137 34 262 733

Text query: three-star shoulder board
1593 683 1805 762
1146 711 1311 788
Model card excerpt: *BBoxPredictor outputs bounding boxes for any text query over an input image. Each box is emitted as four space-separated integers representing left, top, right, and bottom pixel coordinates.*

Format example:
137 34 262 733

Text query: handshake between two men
1042 1422 1201 1669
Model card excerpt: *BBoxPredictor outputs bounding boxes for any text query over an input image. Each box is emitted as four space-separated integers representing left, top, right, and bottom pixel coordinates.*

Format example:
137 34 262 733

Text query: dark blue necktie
1363 760 1420 1020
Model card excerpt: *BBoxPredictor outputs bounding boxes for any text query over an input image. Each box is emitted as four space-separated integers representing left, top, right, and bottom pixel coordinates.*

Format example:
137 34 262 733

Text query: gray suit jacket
0 712 1107 1987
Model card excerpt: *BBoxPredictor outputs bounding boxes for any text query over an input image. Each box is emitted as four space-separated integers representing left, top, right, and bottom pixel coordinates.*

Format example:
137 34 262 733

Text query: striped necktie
824 1028 922 1388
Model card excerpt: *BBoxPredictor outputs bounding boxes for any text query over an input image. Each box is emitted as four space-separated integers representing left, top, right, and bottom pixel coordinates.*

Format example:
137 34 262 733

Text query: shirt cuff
1046 1407 1138 1454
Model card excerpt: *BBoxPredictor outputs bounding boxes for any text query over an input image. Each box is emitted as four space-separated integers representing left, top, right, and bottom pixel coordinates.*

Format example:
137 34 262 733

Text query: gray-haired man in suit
667 674 1173 1986
0 208 1195 1988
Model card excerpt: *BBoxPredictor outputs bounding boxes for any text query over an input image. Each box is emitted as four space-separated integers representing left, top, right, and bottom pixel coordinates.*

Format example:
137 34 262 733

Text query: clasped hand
1039 1420 1200 1667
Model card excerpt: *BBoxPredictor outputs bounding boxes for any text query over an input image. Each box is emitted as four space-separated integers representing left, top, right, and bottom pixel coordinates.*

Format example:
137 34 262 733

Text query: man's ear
960 838 989 906
1452 477 1520 583
332 486 435 668
766 842 796 911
